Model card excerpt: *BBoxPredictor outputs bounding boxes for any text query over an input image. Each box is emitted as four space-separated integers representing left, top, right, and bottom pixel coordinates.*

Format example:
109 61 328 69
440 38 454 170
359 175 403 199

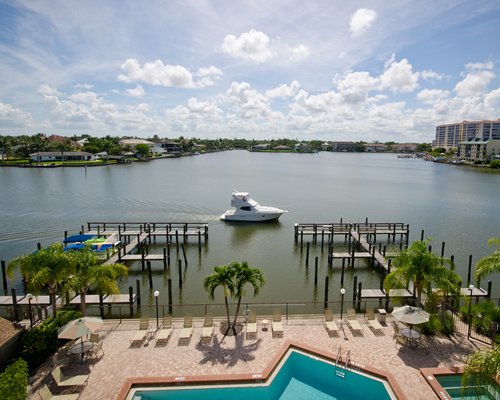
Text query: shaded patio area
27 315 482 400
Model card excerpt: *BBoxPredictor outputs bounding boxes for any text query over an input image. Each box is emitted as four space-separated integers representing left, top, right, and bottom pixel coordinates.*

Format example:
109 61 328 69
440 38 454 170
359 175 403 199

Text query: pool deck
27 315 483 400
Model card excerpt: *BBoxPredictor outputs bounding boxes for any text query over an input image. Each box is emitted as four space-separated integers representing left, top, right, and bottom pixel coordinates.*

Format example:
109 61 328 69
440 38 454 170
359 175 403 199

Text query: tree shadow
195 333 262 367
396 334 477 369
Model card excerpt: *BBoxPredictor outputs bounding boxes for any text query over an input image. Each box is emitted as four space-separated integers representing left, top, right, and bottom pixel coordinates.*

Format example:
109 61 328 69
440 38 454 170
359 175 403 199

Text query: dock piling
1 261 7 295
147 261 153 289
314 257 318 286
305 243 310 266
178 260 182 288
324 276 329 309
136 279 141 306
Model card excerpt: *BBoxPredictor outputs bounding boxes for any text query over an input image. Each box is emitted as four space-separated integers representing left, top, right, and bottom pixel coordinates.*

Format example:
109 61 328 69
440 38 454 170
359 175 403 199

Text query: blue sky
0 0 499 142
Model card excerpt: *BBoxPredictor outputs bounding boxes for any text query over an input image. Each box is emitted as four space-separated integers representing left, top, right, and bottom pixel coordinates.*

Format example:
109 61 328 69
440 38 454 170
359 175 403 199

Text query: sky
0 0 499 142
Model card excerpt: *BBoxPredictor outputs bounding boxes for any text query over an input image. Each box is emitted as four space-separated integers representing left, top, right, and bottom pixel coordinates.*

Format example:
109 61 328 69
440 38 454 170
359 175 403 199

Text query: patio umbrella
58 317 103 342
392 306 430 332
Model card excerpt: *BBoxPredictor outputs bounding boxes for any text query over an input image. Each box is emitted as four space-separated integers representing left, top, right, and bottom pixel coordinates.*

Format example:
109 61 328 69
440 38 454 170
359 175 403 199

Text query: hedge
0 358 28 400
20 310 81 371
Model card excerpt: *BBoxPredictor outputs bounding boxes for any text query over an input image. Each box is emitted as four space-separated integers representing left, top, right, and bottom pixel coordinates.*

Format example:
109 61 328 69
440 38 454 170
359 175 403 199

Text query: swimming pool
126 350 396 400
436 374 500 400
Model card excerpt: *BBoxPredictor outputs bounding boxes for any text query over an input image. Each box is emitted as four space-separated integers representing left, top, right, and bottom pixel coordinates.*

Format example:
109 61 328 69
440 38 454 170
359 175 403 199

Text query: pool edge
116 339 406 400
420 366 464 400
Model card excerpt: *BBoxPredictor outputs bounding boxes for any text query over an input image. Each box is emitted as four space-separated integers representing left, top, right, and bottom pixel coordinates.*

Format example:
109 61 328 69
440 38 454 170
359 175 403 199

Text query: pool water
436 375 500 400
129 350 394 400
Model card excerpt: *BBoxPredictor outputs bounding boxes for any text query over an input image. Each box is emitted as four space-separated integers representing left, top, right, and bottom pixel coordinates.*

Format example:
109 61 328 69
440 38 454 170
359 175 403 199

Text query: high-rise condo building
433 119 500 149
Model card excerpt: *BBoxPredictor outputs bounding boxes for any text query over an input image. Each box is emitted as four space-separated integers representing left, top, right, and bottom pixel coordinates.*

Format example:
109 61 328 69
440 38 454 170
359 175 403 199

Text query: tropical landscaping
0 235 499 399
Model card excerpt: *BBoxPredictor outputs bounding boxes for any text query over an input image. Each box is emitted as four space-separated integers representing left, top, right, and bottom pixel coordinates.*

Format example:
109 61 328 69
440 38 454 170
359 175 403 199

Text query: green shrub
20 310 81 371
420 314 442 335
0 358 28 400
459 300 500 337
490 160 500 169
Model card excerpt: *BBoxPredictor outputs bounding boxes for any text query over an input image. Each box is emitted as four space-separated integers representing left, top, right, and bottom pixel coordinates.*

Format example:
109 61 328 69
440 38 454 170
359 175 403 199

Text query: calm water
1 151 499 312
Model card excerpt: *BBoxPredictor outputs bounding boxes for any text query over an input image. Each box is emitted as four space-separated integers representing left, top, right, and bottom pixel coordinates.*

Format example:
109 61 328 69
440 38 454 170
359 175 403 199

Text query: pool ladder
335 347 351 378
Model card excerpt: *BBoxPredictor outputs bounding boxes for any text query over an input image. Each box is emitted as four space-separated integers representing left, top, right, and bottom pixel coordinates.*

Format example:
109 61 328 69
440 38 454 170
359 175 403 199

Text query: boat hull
220 211 283 222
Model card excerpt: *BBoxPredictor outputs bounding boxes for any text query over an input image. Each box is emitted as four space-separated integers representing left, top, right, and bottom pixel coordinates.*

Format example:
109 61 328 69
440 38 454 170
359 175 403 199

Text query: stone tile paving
27 316 483 400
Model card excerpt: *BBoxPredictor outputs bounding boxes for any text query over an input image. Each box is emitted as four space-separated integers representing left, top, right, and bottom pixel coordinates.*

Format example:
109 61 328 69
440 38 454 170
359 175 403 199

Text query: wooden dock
294 221 409 245
78 221 208 267
294 221 409 271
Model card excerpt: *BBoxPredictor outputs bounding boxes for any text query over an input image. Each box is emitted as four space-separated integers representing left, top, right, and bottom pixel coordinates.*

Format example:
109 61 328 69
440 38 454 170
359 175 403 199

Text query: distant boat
220 191 287 222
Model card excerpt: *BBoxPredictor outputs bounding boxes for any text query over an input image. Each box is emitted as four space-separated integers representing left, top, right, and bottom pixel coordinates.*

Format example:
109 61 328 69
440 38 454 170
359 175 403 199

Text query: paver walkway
27 315 482 400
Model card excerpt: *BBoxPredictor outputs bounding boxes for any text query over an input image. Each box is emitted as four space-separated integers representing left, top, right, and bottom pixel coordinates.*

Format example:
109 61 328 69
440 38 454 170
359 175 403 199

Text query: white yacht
220 191 286 222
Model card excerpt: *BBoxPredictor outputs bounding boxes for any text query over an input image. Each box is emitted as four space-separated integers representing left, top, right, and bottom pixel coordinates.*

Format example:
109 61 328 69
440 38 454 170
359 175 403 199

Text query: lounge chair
156 315 172 345
245 310 257 339
130 318 149 346
323 308 339 337
200 314 214 343
272 308 284 338
365 308 384 333
51 366 88 387
36 384 79 400
178 314 193 345
346 309 363 335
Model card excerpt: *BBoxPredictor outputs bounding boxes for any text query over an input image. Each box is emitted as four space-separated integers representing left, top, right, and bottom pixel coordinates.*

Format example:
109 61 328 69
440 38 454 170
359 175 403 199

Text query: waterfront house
364 143 387 152
155 142 182 154
252 143 270 151
393 143 418 152
332 141 355 152
29 151 95 162
458 138 500 162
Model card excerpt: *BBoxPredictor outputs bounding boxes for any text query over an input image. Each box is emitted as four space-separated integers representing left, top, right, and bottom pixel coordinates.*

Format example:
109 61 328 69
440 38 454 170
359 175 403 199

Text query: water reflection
225 220 284 246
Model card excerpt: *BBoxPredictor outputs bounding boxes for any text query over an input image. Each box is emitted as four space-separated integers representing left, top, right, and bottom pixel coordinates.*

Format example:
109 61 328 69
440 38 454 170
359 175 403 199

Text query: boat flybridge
220 191 287 222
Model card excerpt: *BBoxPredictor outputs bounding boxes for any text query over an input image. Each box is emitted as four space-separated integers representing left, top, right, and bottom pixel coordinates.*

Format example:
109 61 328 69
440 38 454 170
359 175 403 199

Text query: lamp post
26 293 33 329
154 290 159 329
467 284 474 339
340 288 346 321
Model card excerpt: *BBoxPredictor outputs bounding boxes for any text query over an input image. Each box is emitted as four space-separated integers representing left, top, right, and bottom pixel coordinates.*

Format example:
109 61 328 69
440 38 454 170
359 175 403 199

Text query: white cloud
69 91 100 104
195 66 223 88
455 69 495 97
421 70 446 81
126 85 145 98
118 58 195 88
336 71 378 103
38 84 62 97
484 88 500 109
226 81 271 118
465 61 494 71
74 83 94 90
291 89 341 113
222 29 273 62
380 55 419 92
350 8 377 37
0 102 33 127
290 44 310 62
166 97 222 119
266 81 300 99
416 88 449 103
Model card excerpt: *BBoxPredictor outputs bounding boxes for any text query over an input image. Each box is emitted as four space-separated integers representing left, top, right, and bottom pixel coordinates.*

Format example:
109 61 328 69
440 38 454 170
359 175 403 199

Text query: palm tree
462 345 500 394
203 265 235 335
64 246 128 315
230 262 265 334
384 239 461 306
7 243 75 317
474 238 500 283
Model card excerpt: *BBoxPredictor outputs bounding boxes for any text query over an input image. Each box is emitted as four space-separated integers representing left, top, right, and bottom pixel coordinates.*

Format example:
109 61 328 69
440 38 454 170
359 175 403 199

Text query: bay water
0 151 499 313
